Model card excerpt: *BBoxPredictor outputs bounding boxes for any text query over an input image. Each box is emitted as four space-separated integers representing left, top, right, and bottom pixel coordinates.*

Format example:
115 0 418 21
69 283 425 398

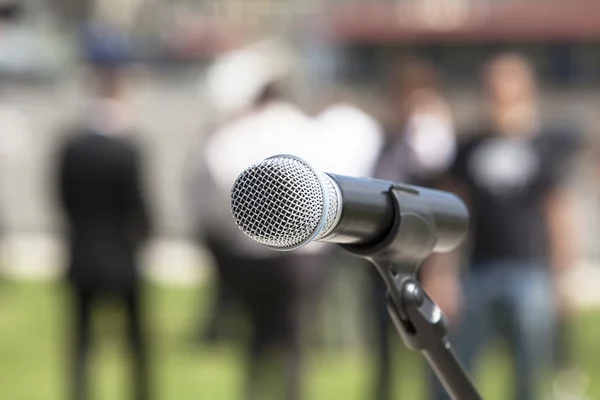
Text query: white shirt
0 106 30 159
315 103 383 177
206 101 384 188
205 101 328 255
204 101 383 255
404 113 456 178
206 101 325 190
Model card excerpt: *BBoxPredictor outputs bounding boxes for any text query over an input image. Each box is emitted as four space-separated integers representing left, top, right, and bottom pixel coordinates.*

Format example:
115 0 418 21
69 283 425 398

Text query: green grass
0 280 599 400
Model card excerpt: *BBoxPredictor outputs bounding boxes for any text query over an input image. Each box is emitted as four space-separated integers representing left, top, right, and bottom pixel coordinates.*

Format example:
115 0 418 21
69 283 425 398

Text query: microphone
230 154 469 255
230 154 482 400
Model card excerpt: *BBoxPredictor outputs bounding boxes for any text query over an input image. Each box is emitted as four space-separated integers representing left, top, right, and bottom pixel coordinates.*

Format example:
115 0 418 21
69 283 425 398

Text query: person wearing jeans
430 262 555 400
423 53 579 400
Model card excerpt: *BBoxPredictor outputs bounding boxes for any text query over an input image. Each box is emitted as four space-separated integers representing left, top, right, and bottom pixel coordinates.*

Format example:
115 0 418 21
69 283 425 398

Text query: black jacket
57 130 151 291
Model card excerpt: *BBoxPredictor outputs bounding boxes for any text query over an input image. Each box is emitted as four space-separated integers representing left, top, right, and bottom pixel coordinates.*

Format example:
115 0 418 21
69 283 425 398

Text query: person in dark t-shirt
423 53 579 400
451 129 569 266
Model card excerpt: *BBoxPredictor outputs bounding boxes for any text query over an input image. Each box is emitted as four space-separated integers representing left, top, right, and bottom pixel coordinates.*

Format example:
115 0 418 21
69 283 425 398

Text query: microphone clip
340 186 482 400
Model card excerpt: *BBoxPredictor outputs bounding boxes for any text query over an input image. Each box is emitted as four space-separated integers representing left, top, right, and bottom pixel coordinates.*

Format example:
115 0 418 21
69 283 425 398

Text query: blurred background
2 0 600 399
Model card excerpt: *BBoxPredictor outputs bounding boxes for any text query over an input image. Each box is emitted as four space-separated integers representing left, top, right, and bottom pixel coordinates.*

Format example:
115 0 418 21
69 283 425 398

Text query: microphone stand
341 184 482 400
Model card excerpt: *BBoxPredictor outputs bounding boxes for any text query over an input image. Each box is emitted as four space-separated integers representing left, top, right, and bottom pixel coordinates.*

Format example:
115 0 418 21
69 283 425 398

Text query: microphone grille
230 155 338 250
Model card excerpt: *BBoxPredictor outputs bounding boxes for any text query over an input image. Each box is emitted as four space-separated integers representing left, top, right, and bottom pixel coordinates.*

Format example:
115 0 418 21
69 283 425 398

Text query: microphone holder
341 184 482 400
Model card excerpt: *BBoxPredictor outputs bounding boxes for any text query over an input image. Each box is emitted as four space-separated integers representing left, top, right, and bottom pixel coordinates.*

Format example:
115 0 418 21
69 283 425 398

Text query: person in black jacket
56 64 152 400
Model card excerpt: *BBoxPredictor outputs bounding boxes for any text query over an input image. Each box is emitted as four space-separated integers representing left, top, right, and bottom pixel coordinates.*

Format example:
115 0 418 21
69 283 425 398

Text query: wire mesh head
230 155 340 250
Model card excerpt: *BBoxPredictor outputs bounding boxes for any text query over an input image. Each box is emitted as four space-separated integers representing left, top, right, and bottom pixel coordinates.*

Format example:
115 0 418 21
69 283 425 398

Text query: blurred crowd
53 35 587 400
0 1 598 400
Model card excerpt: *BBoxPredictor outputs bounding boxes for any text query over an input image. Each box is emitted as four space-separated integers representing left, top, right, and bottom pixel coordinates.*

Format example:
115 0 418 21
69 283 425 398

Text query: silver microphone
230 155 343 250
231 154 468 254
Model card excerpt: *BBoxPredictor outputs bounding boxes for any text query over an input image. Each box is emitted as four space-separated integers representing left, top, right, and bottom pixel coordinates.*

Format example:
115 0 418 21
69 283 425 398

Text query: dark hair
388 57 441 100
0 1 22 22
384 58 443 128
254 82 285 107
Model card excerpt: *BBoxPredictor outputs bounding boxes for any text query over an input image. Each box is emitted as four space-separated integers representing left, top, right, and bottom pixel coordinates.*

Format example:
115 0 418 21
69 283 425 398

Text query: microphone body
230 155 468 254
321 174 468 253
317 174 394 245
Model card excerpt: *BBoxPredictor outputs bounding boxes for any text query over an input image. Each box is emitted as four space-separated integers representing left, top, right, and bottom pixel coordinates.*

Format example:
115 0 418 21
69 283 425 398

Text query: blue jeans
430 261 556 400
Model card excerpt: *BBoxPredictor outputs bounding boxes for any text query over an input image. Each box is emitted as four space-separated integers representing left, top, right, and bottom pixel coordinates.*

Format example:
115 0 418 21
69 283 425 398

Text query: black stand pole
341 185 482 400
383 270 481 400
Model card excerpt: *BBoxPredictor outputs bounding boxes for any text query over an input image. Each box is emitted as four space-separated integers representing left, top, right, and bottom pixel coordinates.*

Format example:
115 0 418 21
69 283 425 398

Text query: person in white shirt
188 40 379 400
187 37 389 399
